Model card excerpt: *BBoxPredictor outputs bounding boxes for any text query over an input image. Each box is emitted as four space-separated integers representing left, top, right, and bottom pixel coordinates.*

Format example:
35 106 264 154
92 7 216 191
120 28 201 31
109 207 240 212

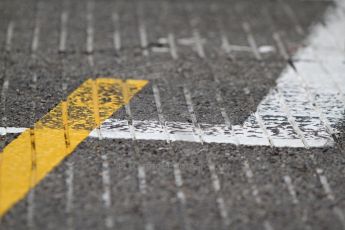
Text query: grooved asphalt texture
1 0 345 229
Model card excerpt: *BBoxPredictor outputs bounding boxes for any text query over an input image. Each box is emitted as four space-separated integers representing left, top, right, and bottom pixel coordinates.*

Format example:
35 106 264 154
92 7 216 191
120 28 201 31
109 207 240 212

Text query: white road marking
315 167 345 227
243 160 262 204
193 30 205 58
112 13 121 52
316 168 334 201
283 175 299 204
1 1 344 148
86 1 94 67
273 32 289 60
137 3 149 57
178 35 206 58
59 11 68 52
258 45 275 54
138 165 147 195
168 33 178 60
31 19 40 55
0 116 337 148
220 34 234 59
5 21 14 52
137 165 154 230
183 86 204 143
27 185 35 229
212 71 240 146
243 160 274 230
208 161 230 227
101 152 114 229
279 0 304 35
242 22 262 60
65 160 74 229
173 164 185 204
139 24 149 56
93 0 342 148
1 22 12 136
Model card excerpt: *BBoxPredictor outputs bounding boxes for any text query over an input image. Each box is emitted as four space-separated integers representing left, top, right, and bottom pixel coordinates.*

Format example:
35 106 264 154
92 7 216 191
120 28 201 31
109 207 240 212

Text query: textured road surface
1 0 345 229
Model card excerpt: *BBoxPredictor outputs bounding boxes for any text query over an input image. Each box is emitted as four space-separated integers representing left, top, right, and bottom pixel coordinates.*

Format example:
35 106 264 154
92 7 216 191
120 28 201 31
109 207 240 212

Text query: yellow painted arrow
0 78 148 216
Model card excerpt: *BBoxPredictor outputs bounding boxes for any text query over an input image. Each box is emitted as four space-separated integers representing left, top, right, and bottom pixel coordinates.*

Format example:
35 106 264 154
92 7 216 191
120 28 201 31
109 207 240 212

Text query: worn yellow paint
0 78 148 216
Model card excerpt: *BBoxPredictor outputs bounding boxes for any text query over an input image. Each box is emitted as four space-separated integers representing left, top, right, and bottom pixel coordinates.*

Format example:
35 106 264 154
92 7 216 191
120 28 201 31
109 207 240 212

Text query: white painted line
212 73 240 145
279 0 304 35
0 127 26 134
242 22 262 60
101 152 114 229
92 119 273 146
65 160 74 228
138 166 147 195
207 160 230 227
283 175 299 204
315 167 345 226
193 30 205 58
139 24 149 56
27 185 35 229
183 86 204 143
5 21 14 52
31 20 40 55
243 160 262 204
65 160 74 214
168 33 178 60
178 34 206 58
173 164 185 200
316 168 335 201
112 13 121 52
0 116 335 148
273 32 289 59
86 1 94 67
59 11 68 52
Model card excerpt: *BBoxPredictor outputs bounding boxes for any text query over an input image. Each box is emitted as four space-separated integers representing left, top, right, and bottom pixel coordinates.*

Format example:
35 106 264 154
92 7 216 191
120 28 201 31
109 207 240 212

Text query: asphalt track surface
1 0 345 229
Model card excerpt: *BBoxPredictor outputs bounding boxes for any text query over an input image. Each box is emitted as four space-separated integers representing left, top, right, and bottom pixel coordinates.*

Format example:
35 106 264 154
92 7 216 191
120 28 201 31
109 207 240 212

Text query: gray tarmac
1 0 345 229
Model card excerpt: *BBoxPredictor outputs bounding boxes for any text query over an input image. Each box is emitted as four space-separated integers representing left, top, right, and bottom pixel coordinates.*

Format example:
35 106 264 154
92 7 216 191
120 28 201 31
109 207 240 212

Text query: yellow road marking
0 78 148 216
